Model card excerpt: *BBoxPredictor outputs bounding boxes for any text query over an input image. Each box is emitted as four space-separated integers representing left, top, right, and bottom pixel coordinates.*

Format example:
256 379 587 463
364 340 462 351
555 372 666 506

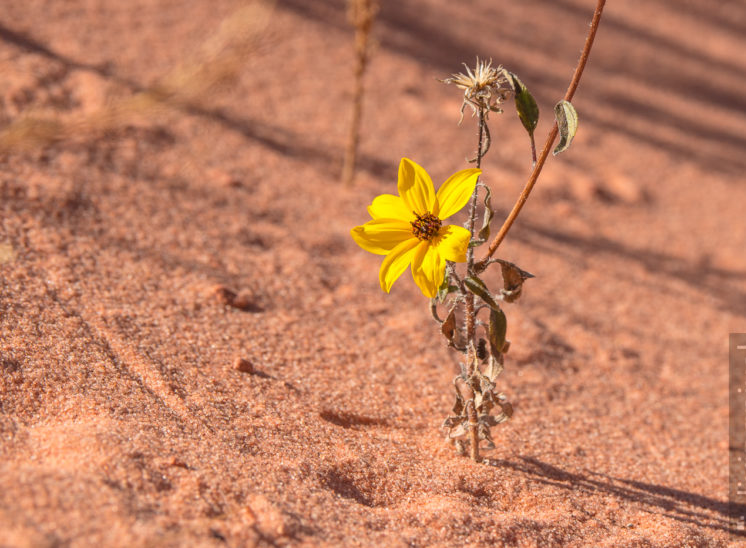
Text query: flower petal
398 158 437 216
435 168 481 219
411 241 446 298
432 224 471 263
351 219 414 255
379 237 420 293
367 194 414 222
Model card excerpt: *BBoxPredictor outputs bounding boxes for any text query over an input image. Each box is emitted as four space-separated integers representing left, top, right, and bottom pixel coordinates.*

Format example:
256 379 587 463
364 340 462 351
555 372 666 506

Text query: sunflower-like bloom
351 158 481 298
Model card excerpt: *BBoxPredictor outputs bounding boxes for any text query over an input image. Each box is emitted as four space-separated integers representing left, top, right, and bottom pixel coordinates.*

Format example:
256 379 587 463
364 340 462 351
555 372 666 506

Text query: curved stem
478 0 606 266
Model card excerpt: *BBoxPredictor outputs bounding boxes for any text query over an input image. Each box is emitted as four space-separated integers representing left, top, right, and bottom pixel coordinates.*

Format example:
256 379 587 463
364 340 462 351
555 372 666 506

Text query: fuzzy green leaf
553 100 578 155
464 276 500 311
510 72 539 135
436 275 457 304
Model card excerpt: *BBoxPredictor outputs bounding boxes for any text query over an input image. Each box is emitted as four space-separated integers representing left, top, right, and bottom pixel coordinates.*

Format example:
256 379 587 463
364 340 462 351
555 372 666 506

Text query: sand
1 0 745 546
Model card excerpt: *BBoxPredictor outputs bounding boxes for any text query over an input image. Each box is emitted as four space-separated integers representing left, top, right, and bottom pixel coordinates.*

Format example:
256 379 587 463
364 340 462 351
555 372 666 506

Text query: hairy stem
477 0 606 266
464 109 486 357
461 108 488 463
466 400 480 462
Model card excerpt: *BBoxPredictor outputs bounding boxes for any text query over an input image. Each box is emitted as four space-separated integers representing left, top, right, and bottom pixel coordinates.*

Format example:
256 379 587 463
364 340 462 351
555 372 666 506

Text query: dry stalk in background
341 0 379 186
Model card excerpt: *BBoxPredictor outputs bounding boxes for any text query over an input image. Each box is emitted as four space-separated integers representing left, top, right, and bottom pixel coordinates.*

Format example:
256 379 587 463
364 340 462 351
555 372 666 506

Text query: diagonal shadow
0 22 145 92
511 218 746 319
280 0 746 174
0 20 393 179
490 456 743 537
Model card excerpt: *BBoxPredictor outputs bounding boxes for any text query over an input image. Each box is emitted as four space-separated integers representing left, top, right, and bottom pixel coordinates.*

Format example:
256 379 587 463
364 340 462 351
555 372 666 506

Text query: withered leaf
476 339 488 361
477 423 496 450
477 185 494 243
488 307 508 357
553 100 578 156
464 276 500 311
441 304 458 345
448 423 467 439
451 397 464 417
497 393 514 418
485 355 504 381
496 259 534 303
479 376 495 395
442 416 463 428
474 392 483 410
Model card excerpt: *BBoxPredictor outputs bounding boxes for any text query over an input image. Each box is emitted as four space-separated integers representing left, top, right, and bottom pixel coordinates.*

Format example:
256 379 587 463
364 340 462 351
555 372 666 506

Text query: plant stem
464 108 486 355
477 0 606 266
342 0 377 186
461 107 488 463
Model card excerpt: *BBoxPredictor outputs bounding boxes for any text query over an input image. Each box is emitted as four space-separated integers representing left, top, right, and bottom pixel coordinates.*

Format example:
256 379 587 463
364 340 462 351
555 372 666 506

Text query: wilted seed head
442 58 513 122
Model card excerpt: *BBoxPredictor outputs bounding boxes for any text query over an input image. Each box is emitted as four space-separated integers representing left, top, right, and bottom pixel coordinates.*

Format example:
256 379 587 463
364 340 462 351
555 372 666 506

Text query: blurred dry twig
341 0 378 186
0 0 275 154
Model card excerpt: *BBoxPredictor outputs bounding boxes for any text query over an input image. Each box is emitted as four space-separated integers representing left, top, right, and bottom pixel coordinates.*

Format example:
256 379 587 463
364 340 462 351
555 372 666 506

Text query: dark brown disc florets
410 212 442 241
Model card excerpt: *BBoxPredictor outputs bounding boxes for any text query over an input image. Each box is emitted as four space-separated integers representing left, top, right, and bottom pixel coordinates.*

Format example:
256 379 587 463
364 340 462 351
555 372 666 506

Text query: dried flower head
442 58 513 122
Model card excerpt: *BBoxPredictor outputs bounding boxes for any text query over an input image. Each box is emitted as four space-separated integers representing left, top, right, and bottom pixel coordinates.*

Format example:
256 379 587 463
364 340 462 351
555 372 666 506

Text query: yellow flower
351 158 481 298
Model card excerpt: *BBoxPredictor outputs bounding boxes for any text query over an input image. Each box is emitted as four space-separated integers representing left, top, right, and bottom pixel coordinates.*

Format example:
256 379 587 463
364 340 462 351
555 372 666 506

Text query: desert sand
1 0 745 546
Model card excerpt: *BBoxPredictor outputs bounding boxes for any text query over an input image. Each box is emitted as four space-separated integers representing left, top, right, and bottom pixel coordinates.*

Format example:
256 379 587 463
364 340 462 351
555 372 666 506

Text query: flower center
410 212 442 241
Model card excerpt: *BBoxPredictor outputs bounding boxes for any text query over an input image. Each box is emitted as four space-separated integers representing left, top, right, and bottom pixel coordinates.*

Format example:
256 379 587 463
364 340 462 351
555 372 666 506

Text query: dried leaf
477 185 494 243
478 424 496 450
441 304 457 345
442 416 462 428
496 259 534 303
451 397 464 417
485 354 504 381
448 423 467 439
553 100 578 156
474 392 483 410
489 413 510 425
479 376 495 394
464 276 500 311
488 307 507 357
497 394 514 418
476 339 487 361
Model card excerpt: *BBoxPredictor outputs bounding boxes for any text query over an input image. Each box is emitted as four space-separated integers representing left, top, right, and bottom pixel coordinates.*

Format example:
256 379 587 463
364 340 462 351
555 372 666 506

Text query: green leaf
553 100 578 155
510 72 539 135
488 307 508 358
436 275 456 304
464 276 500 311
